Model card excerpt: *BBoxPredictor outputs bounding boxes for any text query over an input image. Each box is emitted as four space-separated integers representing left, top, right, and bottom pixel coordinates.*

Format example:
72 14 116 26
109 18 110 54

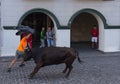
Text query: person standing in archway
46 27 54 47
40 27 46 48
91 25 99 48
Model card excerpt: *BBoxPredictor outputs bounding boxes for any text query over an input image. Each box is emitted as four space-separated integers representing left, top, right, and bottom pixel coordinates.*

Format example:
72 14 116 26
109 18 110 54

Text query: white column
56 29 70 47
0 0 1 56
1 30 20 56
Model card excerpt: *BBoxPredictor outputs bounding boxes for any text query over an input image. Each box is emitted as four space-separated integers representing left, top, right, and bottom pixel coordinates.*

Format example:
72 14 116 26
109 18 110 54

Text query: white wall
0 29 1 56
1 30 20 56
0 0 2 56
104 29 120 52
2 0 120 26
56 30 70 47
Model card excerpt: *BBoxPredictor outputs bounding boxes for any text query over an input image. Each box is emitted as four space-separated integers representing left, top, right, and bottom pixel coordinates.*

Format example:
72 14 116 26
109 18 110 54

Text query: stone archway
68 8 107 51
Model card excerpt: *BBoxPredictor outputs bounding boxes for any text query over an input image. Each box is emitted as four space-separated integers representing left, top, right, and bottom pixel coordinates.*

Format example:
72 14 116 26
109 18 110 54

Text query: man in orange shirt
7 33 32 72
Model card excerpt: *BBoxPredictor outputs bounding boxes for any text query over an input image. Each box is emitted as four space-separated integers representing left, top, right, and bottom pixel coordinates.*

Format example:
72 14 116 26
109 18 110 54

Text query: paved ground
1 44 120 84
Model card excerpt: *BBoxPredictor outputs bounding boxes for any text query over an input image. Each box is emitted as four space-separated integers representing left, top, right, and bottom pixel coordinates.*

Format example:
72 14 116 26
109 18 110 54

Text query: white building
0 0 120 56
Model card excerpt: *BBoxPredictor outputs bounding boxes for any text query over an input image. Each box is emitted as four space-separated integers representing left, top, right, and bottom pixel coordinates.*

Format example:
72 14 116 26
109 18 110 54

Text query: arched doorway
18 9 60 48
71 12 98 48
69 9 107 51
71 12 98 49
21 12 54 47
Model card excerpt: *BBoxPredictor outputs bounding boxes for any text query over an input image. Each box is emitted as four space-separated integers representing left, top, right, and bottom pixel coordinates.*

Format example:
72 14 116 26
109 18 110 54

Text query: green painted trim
58 26 69 29
68 8 107 29
18 8 60 29
3 25 120 30
3 8 120 30
106 25 120 29
3 26 16 30
3 26 69 30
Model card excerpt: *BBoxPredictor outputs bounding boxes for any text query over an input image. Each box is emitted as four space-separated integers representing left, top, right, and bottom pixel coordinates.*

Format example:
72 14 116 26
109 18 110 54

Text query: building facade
0 0 120 56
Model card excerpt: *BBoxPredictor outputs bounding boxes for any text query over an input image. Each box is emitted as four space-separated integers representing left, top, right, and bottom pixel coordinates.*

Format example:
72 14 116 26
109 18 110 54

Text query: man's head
42 27 45 31
47 27 51 31
93 25 97 29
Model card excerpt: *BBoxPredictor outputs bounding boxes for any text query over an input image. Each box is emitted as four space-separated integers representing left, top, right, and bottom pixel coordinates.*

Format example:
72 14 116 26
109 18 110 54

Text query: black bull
24 47 82 79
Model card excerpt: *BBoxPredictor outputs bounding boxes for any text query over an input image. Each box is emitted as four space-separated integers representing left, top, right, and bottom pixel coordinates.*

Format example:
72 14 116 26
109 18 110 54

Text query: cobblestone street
1 51 120 84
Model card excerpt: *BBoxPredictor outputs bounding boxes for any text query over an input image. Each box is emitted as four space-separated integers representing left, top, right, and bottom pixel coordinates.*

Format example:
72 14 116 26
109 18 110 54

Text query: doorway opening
71 12 99 50
21 12 54 47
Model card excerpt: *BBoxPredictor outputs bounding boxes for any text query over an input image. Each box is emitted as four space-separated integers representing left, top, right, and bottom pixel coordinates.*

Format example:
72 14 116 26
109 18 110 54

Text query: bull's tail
75 50 82 63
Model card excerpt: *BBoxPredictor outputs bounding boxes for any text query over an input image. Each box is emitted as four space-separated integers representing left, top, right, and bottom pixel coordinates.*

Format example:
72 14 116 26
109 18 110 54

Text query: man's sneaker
7 68 11 72
19 64 25 67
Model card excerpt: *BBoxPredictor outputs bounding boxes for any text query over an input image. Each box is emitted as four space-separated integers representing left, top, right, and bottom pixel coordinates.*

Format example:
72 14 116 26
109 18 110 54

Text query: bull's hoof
28 76 33 79
7 68 11 72
28 75 33 79
62 70 66 73
65 74 69 78
19 64 25 67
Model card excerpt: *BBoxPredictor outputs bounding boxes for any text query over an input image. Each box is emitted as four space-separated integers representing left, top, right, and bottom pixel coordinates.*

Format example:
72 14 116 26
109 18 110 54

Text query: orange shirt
17 37 27 52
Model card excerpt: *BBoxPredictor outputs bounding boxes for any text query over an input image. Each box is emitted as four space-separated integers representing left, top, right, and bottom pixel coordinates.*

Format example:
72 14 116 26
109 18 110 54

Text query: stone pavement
1 45 120 84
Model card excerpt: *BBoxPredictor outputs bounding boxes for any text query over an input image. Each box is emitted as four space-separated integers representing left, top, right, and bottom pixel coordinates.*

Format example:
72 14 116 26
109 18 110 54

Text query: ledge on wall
58 26 69 29
3 25 120 30
106 25 120 29
3 26 17 30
